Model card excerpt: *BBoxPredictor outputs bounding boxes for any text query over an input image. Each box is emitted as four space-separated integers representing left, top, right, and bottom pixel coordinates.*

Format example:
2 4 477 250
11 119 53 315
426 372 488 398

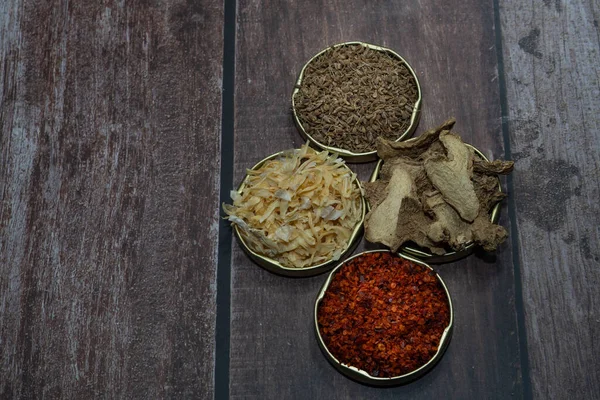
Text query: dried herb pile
364 118 514 255
317 252 450 377
294 44 418 153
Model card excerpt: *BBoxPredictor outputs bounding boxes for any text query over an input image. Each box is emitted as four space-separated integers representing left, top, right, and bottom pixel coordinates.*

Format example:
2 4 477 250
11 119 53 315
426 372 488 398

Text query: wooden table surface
1 1 598 399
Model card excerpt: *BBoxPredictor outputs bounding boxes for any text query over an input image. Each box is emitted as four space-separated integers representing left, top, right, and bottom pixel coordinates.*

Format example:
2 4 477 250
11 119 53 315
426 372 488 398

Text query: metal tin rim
368 143 503 264
232 149 367 277
314 250 454 386
292 42 422 163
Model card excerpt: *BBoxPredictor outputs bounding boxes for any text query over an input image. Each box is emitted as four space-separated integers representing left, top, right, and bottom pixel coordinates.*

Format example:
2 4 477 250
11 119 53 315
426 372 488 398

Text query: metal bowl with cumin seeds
292 42 422 163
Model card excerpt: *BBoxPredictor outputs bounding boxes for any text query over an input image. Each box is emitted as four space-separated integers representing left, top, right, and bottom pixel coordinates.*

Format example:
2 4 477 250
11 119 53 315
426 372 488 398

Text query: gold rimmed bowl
314 250 453 385
368 144 503 264
292 42 422 163
231 149 366 277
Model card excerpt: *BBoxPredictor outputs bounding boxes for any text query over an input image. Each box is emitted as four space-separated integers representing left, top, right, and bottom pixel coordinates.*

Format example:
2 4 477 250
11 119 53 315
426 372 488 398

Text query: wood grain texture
230 1 523 398
0 0 223 398
499 1 600 398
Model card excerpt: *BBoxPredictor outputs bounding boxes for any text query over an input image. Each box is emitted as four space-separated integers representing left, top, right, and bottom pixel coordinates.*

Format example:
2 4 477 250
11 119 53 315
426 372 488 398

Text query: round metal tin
314 250 454 386
232 150 366 277
292 42 422 163
368 144 503 264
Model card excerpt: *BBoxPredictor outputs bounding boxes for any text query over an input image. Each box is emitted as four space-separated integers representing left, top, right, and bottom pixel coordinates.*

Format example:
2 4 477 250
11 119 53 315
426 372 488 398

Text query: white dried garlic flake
223 143 362 268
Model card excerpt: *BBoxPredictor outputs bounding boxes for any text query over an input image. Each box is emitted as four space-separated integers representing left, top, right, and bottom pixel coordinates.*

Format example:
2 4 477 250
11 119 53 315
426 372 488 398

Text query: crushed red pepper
317 251 450 377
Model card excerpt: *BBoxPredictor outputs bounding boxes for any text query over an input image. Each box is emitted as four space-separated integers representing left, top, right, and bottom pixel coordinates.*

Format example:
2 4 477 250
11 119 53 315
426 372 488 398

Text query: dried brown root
424 132 479 222
364 166 415 250
363 118 514 255
376 118 456 160
473 159 515 175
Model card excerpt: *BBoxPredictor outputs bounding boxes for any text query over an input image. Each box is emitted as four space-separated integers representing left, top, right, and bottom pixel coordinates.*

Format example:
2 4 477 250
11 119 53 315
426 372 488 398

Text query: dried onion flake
223 144 363 268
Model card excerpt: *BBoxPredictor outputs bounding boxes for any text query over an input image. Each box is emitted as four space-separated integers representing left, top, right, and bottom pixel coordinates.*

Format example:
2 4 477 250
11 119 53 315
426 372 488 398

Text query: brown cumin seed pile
294 44 419 154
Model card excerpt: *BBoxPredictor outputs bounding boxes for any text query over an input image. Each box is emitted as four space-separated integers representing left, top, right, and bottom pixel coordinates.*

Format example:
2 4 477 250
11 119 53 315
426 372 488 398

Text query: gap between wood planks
215 0 237 398
492 0 532 398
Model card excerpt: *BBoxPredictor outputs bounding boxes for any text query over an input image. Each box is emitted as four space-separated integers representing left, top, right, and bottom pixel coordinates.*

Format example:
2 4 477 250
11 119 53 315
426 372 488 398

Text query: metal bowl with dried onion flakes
223 144 366 277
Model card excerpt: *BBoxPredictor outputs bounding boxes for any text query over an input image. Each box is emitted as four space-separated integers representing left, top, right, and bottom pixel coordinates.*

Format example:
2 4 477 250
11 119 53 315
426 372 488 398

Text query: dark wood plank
231 1 523 398
0 0 223 398
499 1 600 398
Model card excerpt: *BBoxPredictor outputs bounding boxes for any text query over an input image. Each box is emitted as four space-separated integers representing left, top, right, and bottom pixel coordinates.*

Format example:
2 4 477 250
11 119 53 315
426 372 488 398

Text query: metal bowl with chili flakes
314 250 453 386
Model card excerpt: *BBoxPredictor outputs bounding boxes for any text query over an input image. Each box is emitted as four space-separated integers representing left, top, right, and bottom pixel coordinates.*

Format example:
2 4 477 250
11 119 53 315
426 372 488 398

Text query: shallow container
232 150 366 277
314 250 453 386
292 42 422 163
368 143 503 264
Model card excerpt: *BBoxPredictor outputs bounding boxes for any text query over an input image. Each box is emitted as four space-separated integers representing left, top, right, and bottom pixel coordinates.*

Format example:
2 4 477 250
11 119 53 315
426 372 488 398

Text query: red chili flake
317 251 450 377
